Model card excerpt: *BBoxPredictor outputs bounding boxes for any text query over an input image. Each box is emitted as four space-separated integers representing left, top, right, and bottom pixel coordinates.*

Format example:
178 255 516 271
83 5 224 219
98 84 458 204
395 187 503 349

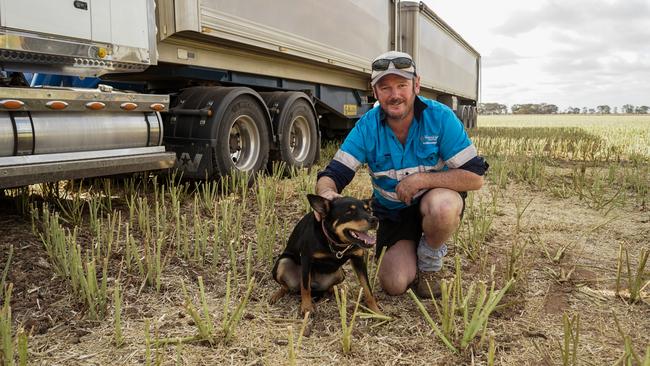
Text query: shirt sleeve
458 156 489 176
316 116 370 192
438 106 478 168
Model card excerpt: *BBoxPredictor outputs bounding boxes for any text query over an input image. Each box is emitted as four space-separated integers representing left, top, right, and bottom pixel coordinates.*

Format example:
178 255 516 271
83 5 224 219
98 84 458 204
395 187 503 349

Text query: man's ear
307 194 330 217
413 75 421 95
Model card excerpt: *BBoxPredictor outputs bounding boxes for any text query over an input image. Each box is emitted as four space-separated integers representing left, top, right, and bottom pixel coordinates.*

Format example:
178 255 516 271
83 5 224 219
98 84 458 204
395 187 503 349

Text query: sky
422 0 650 111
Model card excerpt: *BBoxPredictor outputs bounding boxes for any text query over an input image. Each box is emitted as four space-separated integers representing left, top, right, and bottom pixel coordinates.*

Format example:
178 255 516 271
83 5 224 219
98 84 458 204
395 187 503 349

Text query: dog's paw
368 304 384 316
300 302 315 315
269 288 287 304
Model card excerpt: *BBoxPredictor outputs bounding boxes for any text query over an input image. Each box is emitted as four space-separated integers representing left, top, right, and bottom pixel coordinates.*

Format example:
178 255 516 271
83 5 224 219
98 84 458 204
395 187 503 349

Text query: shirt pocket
416 144 441 170
368 154 393 178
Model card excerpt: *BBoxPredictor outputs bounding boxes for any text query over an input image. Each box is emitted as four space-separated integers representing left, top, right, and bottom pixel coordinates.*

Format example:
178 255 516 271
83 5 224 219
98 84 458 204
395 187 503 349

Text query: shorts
375 191 466 258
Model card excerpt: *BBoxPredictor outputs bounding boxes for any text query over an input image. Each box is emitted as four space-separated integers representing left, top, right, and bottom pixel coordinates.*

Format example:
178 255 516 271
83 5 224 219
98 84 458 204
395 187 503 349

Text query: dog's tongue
351 231 376 245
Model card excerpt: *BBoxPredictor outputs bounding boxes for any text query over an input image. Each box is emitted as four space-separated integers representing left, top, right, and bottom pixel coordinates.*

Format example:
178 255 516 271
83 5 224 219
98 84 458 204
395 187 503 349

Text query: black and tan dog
270 194 382 315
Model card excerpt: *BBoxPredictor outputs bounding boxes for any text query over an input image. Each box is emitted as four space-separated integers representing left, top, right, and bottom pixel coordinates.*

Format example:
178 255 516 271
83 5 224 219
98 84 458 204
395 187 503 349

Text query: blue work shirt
318 96 483 214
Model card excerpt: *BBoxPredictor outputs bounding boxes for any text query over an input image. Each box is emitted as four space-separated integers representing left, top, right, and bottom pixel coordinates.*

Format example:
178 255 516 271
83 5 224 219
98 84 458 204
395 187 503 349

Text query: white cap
370 51 416 86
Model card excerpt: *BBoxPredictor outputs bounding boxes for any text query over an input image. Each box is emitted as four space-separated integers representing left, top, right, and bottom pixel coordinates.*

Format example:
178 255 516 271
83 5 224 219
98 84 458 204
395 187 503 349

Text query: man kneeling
315 51 488 298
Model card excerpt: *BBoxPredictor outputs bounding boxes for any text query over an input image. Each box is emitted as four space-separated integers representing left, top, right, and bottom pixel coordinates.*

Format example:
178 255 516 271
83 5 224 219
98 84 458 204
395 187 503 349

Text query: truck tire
459 105 469 129
213 95 270 178
466 106 474 128
470 106 478 128
275 99 318 168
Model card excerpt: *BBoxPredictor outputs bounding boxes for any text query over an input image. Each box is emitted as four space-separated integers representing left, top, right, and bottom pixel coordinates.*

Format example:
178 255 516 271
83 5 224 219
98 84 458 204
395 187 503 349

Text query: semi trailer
0 0 480 188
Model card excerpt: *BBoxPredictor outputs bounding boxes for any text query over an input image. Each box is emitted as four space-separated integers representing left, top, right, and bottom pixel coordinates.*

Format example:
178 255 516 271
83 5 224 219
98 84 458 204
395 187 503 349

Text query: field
1 114 649 365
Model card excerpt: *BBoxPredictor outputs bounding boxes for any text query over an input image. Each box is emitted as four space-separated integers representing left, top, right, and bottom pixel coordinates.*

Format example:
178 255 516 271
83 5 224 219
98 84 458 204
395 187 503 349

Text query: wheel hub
229 115 260 171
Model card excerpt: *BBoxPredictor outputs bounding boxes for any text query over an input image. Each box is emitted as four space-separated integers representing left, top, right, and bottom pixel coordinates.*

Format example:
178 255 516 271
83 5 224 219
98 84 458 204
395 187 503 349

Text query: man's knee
420 189 463 223
379 268 416 296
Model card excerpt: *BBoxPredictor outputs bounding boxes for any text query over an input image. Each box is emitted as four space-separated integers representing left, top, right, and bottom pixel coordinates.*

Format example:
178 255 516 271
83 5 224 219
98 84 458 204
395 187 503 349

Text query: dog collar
321 221 354 259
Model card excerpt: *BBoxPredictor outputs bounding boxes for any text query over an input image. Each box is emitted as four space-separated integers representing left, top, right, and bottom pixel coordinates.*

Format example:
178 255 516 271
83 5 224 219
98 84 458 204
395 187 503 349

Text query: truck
0 0 480 188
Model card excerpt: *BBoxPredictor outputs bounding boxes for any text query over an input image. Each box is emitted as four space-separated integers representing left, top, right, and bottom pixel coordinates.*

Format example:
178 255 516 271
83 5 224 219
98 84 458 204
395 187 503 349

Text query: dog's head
307 194 378 248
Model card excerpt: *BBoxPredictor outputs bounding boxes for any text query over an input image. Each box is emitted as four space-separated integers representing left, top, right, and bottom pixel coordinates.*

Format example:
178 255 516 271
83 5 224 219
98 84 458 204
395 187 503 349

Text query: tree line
478 102 650 115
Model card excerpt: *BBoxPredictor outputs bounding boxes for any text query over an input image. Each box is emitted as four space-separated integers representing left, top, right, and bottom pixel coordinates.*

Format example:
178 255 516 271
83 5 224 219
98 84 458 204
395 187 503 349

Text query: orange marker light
0 99 25 109
46 101 69 110
120 102 138 111
85 101 106 110
150 103 165 111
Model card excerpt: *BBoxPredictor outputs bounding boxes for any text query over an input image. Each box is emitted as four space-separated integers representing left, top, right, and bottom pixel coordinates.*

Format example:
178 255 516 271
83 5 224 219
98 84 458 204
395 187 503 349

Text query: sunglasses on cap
371 57 416 71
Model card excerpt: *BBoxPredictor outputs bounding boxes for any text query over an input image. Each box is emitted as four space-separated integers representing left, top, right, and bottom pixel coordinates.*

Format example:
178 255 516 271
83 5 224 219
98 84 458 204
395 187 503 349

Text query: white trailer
0 0 480 188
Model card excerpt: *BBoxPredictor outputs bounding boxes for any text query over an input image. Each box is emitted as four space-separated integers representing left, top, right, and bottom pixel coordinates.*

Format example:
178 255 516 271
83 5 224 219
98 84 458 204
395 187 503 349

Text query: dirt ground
1 167 649 365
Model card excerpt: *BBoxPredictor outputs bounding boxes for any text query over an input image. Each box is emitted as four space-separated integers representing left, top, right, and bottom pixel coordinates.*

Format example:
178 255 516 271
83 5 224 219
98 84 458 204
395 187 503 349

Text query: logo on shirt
421 135 439 145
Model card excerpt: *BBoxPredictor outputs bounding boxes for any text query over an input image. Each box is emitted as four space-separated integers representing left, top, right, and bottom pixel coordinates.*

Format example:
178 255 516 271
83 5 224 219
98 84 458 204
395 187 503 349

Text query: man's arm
395 169 483 205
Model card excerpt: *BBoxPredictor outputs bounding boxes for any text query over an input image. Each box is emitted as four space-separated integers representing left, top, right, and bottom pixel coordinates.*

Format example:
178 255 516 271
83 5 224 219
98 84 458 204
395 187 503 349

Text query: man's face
373 74 420 122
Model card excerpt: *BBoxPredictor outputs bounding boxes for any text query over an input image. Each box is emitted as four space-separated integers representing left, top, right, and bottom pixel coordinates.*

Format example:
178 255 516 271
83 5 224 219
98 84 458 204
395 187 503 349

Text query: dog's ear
363 197 374 209
307 194 331 217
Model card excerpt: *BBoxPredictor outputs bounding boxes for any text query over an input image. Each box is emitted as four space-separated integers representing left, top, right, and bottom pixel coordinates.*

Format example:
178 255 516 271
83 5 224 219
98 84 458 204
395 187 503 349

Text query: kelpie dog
270 194 382 315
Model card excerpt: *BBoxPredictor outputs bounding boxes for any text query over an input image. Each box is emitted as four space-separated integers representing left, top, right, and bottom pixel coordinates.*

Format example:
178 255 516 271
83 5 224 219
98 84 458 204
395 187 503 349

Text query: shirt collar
379 96 428 124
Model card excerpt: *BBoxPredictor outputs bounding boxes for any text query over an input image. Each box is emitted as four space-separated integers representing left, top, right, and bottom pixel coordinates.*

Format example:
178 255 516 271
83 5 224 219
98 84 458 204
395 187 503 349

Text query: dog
270 194 382 315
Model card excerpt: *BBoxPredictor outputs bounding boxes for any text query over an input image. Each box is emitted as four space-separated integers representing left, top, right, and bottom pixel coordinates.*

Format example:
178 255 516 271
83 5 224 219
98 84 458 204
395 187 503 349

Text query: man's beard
383 97 413 121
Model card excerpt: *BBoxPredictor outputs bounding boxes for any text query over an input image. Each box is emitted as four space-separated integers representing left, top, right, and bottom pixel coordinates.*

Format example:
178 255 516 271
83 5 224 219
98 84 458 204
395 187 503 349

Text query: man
315 51 487 298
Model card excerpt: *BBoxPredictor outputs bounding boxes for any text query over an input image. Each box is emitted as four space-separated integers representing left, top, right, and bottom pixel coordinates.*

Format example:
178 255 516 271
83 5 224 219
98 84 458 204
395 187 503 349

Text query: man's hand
318 189 341 201
314 189 341 221
395 173 425 205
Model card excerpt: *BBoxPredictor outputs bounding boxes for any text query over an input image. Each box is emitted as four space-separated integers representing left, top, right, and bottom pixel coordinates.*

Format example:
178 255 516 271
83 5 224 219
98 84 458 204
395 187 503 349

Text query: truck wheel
213 95 270 178
459 105 469 129
470 106 478 128
276 99 318 168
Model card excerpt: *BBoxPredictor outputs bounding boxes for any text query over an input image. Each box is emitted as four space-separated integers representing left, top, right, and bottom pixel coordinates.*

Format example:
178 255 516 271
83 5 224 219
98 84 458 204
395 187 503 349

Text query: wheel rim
229 114 261 171
288 115 311 163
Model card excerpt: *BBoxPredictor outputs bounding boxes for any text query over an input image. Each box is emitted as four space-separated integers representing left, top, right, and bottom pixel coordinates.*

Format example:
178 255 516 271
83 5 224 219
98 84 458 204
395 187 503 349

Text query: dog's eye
346 208 355 215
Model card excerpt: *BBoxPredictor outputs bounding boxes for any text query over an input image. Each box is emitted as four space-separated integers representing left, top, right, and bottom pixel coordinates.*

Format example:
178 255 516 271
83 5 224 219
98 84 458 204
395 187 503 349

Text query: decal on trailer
177 152 203 172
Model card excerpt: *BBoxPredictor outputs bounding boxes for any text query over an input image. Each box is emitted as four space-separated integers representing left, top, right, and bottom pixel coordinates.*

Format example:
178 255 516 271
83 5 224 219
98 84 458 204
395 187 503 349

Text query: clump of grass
87 191 103 237
612 314 650 366
408 271 514 354
196 179 219 216
144 319 152 366
408 287 458 353
56 180 86 226
287 312 310 365
222 273 255 344
255 173 282 265
38 207 110 319
505 237 528 284
616 245 649 304
113 280 124 347
513 197 533 235
560 313 580 366
1 284 28 366
143 236 166 292
220 169 250 199
124 224 144 276
333 286 363 354
183 276 216 345
290 167 316 213
366 246 387 292
1 245 13 300
255 214 279 266
1 283 15 365
191 196 210 266
454 192 494 261
487 335 496 366
213 197 246 280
